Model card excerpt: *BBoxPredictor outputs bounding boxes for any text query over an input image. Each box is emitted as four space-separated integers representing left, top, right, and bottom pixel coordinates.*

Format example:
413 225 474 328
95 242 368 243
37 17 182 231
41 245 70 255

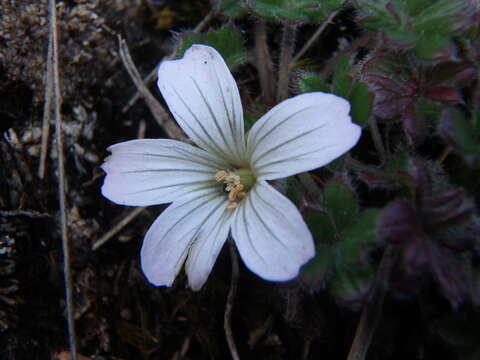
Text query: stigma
215 169 253 210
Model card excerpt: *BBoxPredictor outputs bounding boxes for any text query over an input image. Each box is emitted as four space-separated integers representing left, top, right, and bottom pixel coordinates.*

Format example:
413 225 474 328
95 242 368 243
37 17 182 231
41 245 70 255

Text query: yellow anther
225 173 240 185
215 170 227 182
226 202 238 210
215 168 254 209
228 184 244 201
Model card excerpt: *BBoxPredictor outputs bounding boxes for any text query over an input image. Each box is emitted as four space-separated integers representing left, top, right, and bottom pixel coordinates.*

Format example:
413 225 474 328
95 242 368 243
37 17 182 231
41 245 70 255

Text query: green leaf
331 55 352 98
286 177 303 207
451 110 480 154
176 27 248 69
412 0 463 33
348 82 372 126
357 0 466 59
405 0 430 15
250 0 345 22
337 209 380 266
323 181 357 231
298 72 329 93
301 211 336 290
414 34 450 59
329 266 374 306
244 111 257 131
218 0 247 18
304 210 336 242
301 243 334 288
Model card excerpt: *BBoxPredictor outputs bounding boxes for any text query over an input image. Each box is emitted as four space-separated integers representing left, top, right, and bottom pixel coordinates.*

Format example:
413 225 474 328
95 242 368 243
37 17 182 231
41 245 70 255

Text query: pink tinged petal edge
140 188 228 287
231 181 315 282
157 45 247 166
185 202 234 291
247 92 361 181
101 138 228 206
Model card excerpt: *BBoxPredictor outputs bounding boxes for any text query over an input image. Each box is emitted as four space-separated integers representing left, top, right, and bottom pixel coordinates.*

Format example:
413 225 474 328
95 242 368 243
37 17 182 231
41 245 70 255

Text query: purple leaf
378 200 422 245
428 242 467 308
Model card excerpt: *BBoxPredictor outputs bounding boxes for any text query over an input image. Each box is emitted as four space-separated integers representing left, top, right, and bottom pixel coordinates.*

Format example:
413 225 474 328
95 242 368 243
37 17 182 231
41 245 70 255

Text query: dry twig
0 209 51 218
224 240 241 360
118 37 183 140
46 0 78 358
38 34 53 180
347 246 395 360
92 207 145 250
122 8 218 113
291 10 339 67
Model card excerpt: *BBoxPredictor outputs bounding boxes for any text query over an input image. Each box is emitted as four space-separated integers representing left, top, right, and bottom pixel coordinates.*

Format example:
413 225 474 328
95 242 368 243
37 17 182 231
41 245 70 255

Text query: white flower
101 45 361 291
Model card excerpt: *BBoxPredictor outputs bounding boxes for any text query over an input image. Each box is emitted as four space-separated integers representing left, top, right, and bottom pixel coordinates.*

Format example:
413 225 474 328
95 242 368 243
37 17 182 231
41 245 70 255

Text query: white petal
185 202 233 291
231 181 315 281
157 45 246 166
247 92 361 180
140 189 228 287
101 139 227 206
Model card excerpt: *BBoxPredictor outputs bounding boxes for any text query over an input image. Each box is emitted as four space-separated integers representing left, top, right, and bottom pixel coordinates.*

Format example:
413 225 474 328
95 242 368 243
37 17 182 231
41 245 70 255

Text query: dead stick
118 36 183 140
121 65 158 113
38 28 54 179
47 0 78 359
0 210 51 218
224 240 240 360
346 246 395 360
291 10 339 67
122 8 217 113
92 207 145 250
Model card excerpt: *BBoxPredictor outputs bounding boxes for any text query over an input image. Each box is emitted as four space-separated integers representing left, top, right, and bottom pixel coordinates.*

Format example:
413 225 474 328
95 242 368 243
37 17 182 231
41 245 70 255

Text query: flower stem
276 23 297 102
224 240 240 360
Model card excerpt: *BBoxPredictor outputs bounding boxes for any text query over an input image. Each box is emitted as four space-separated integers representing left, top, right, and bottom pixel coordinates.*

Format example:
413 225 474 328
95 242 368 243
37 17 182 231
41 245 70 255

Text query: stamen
215 168 255 209
237 191 246 199
215 170 227 182
228 184 244 201
226 202 238 210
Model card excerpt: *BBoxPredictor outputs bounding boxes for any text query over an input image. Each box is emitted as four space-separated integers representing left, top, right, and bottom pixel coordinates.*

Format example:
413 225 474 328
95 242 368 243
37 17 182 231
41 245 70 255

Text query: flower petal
140 189 228 287
157 45 246 165
185 202 233 291
231 181 315 281
247 92 361 180
101 139 227 206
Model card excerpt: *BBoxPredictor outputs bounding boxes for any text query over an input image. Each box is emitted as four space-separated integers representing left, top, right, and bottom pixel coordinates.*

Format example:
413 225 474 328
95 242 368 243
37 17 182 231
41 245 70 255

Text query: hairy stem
369 117 387 165
254 20 275 105
276 23 297 102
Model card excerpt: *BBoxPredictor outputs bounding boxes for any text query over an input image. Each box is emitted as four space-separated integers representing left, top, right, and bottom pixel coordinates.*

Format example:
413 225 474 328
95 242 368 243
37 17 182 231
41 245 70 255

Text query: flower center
214 168 255 210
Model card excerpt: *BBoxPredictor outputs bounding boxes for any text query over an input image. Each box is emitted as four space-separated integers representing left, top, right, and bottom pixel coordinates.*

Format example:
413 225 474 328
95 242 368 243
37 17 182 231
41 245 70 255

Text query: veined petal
101 139 227 206
140 189 227 287
247 93 361 180
157 45 246 165
185 201 233 291
231 181 315 281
